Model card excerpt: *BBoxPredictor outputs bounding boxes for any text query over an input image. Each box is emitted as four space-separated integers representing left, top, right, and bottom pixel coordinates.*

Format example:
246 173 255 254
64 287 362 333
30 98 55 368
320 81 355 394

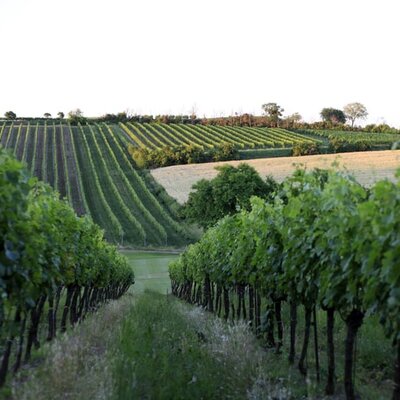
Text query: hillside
151 150 400 203
117 121 321 149
2 119 399 244
0 121 191 247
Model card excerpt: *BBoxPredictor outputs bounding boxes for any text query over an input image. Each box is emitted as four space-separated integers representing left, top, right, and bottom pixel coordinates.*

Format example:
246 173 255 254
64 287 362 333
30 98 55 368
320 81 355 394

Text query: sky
0 0 399 126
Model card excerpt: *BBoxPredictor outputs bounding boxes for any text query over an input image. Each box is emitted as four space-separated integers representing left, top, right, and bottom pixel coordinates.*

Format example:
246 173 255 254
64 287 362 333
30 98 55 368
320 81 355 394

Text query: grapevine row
170 168 400 400
119 122 148 148
104 124 188 241
21 123 30 163
95 124 167 244
85 124 147 245
143 123 178 147
0 148 134 386
68 123 90 215
76 123 124 242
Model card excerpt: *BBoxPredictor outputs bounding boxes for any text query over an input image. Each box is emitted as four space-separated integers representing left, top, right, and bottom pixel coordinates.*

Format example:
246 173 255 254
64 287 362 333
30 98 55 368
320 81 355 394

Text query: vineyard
169 168 400 399
0 121 192 247
300 129 400 149
119 122 321 149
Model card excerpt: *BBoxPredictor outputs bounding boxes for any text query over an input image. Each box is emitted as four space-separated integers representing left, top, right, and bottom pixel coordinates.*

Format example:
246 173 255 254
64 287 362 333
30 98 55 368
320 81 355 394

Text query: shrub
292 142 321 156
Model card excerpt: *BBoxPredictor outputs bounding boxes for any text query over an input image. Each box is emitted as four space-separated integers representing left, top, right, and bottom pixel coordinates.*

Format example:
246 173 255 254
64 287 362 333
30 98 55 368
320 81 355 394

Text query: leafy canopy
182 163 278 229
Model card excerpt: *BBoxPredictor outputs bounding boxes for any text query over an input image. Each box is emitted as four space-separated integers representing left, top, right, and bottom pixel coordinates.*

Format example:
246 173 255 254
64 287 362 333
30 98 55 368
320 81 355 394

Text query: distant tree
57 112 65 119
320 108 346 124
68 108 83 118
283 112 302 128
44 113 51 119
4 111 16 120
68 108 86 125
261 103 284 127
343 102 368 127
182 164 278 229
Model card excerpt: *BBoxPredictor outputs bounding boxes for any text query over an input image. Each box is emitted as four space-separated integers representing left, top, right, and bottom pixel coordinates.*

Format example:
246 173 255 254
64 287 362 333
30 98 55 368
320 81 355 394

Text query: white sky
1 0 399 126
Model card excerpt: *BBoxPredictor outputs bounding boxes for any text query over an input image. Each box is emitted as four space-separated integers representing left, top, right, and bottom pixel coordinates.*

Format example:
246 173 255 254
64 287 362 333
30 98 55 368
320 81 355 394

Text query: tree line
3 102 399 133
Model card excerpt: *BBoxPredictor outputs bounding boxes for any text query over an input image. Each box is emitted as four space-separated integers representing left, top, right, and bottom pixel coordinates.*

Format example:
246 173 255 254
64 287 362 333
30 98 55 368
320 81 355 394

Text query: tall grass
112 291 268 400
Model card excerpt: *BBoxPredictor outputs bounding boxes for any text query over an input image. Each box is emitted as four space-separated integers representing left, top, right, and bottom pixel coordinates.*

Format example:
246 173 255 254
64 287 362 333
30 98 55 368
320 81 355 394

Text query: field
0 121 192 247
118 122 321 149
151 149 400 203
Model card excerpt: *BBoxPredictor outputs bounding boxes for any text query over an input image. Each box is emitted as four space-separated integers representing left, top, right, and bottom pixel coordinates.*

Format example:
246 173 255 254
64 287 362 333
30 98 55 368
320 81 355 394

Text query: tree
262 103 284 127
320 108 346 124
343 102 368 127
68 109 86 125
57 112 65 119
44 113 51 119
68 108 83 118
283 112 302 128
4 111 16 120
182 163 278 229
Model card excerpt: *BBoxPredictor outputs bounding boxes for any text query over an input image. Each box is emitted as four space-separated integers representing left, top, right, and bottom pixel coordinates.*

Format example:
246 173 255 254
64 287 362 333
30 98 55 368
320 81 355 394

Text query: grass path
9 252 392 400
121 250 178 293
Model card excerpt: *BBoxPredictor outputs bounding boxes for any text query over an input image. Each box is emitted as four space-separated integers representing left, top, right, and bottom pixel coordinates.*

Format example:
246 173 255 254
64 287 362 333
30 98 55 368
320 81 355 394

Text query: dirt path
151 150 400 203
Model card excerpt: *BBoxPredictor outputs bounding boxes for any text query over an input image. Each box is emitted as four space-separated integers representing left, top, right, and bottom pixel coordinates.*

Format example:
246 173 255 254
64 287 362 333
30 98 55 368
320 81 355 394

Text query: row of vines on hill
116 121 319 150
107 124 190 244
0 122 80 209
0 122 188 246
95 124 168 244
0 148 134 386
169 169 400 400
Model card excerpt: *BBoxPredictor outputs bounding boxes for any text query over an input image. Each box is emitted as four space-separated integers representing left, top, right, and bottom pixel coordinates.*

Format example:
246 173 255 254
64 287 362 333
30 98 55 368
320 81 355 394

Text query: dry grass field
151 150 400 204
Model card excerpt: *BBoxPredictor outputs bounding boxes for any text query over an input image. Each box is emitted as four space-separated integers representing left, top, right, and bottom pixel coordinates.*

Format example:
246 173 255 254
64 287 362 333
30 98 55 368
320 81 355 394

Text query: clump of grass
112 291 280 399
11 295 134 400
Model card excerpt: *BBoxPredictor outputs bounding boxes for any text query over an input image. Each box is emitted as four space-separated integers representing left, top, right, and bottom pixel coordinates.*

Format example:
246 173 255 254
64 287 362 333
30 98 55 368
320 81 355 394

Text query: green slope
0 121 192 247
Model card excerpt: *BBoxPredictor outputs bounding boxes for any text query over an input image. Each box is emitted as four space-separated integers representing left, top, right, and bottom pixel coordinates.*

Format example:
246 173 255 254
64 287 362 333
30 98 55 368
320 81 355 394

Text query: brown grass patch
151 150 400 204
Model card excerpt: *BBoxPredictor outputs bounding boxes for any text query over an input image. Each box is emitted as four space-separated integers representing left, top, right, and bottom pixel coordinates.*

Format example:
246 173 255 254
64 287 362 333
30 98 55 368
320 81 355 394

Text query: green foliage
113 292 262 400
4 111 16 120
212 142 239 161
292 142 321 156
329 137 372 153
170 167 400 398
182 164 278 229
261 103 284 126
320 108 346 124
68 109 87 125
129 143 239 169
0 148 134 384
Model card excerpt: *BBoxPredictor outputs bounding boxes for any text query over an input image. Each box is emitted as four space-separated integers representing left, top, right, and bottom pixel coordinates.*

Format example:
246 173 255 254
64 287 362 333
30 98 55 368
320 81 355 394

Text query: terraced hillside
118 122 321 149
0 121 191 247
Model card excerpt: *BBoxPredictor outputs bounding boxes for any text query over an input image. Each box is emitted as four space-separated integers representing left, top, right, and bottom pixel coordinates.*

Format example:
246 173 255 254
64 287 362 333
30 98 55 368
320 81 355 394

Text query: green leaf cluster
0 147 134 322
171 167 400 343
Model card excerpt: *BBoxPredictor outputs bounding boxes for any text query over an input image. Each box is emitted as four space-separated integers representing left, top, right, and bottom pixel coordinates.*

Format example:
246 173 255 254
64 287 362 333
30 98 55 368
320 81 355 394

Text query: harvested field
151 150 400 204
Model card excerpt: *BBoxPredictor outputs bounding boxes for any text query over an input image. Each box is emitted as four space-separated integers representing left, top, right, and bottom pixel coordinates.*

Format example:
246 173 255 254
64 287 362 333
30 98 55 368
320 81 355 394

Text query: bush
211 143 239 162
129 143 240 169
292 142 321 156
329 138 372 153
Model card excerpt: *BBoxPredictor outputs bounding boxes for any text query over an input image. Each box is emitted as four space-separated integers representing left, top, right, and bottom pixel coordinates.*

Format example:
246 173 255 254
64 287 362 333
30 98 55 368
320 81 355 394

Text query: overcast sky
1 0 399 126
